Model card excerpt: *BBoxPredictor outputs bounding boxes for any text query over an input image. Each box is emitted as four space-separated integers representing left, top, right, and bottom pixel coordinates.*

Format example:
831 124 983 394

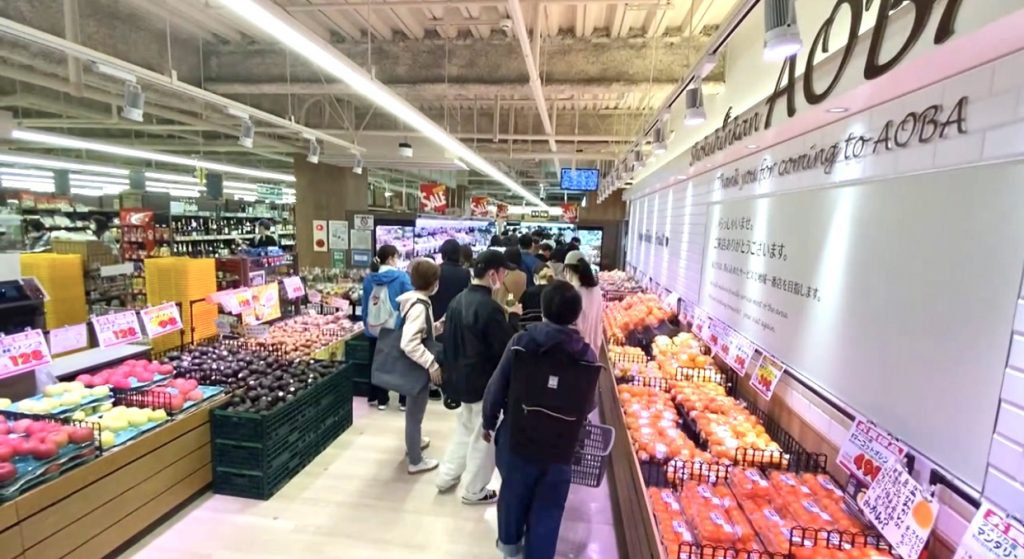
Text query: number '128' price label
0 329 53 379
93 311 144 348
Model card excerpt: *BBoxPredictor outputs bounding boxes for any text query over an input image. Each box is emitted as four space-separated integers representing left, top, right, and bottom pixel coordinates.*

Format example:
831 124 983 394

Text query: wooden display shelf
3 397 224 559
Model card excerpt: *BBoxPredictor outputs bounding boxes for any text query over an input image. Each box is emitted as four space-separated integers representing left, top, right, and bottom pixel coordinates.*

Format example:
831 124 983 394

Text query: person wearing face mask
395 258 446 474
435 249 521 505
24 220 51 253
363 244 414 411
562 250 604 355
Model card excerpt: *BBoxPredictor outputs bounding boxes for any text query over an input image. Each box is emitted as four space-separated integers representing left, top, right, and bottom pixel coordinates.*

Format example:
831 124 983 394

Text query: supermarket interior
0 0 1023 558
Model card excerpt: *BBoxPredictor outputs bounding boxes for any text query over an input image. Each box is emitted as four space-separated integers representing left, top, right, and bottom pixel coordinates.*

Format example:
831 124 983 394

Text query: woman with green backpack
362 244 413 410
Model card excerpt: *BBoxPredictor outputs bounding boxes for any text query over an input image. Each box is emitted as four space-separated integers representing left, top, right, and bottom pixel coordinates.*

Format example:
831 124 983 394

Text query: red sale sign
470 196 490 217
419 183 448 214
93 310 144 348
0 329 53 379
496 202 509 220
561 203 579 223
140 302 183 339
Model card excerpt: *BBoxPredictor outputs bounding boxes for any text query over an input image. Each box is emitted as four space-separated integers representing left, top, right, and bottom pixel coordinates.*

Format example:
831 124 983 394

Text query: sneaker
428 388 443 401
436 476 460 493
420 437 430 450
377 403 388 411
399 403 407 411
408 458 439 474
462 489 498 505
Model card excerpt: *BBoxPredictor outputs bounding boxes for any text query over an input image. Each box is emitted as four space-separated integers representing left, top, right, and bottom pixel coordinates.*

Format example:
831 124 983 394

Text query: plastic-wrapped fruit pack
618 385 711 464
677 480 762 552
649 488 698 558
766 471 865 533
670 381 783 463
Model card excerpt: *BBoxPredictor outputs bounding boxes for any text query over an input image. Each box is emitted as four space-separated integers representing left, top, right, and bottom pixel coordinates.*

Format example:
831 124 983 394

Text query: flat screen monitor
559 168 599 191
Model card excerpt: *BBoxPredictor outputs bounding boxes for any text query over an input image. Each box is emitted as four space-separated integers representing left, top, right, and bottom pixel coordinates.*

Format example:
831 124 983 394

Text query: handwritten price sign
282 276 306 299
861 461 937 559
140 302 183 339
0 329 53 379
750 353 784 400
837 417 908 485
954 503 1024 559
93 310 143 348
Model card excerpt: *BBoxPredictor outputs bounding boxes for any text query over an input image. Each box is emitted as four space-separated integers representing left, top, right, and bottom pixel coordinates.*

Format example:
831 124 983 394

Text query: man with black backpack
482 280 602 559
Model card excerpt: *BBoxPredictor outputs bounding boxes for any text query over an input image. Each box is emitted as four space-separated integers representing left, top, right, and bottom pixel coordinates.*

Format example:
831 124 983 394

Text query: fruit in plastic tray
598 270 641 293
603 293 676 339
77 359 175 388
670 381 783 463
648 488 697 558
617 384 710 464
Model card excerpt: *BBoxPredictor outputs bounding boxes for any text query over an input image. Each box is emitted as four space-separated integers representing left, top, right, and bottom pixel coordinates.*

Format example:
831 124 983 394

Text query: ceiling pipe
284 0 665 10
0 16 364 155
506 0 561 171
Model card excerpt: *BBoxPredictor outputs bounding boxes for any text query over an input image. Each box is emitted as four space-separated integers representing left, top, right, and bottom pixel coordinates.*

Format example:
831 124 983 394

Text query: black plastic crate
344 335 373 365
342 362 371 383
352 379 371 398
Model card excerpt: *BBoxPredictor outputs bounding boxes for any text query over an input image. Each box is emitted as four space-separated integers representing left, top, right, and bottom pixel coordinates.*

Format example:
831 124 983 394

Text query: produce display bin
343 334 372 364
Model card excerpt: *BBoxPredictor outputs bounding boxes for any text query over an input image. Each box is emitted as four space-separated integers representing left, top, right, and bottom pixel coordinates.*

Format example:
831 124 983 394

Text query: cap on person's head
564 250 586 267
541 280 583 326
539 240 555 251
472 249 518 279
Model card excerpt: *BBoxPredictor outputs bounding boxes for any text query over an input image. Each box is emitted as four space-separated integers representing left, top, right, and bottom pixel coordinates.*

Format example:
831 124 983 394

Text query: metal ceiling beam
507 0 559 169
284 0 665 10
203 80 682 98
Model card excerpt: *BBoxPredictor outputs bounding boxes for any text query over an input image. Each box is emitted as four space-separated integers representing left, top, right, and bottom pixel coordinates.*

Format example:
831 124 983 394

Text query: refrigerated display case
414 217 495 261
373 219 415 270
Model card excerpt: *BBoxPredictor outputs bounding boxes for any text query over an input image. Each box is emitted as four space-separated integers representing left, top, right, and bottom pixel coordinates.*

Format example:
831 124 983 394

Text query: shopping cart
571 421 616 487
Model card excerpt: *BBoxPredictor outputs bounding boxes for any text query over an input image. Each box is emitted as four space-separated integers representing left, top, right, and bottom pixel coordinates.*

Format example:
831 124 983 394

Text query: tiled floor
120 398 620 559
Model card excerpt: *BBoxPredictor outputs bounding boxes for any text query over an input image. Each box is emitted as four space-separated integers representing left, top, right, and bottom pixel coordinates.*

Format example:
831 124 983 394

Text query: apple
111 377 132 390
169 394 185 412
10 438 30 457
185 390 203 402
0 397 10 409
123 359 139 367
75 374 94 386
60 392 82 407
158 364 174 375
92 372 109 385
46 431 69 449
182 379 198 393
13 419 33 434
26 422 50 436
127 409 149 427
0 462 16 484
0 443 14 462
146 362 162 373
28 441 58 460
99 430 116 449
68 427 94 445
135 370 154 383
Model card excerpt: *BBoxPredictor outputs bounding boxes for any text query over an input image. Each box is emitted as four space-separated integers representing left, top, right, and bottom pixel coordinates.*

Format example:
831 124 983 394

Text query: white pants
437 401 496 499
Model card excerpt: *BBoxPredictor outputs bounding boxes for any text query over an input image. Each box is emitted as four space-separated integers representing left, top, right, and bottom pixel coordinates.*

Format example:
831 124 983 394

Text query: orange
911 499 935 529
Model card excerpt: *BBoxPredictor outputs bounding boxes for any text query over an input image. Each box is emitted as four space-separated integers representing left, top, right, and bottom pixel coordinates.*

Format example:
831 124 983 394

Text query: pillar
293 155 368 269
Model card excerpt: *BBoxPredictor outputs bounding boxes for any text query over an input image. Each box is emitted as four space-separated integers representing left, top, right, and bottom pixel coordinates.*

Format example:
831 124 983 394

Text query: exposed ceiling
0 0 739 203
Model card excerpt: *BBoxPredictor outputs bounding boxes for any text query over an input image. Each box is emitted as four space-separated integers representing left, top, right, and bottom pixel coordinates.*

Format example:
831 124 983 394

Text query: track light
306 138 320 164
684 83 706 126
398 141 413 158
238 118 255 149
651 114 669 155
764 0 802 61
121 82 145 122
697 53 718 79
353 155 364 175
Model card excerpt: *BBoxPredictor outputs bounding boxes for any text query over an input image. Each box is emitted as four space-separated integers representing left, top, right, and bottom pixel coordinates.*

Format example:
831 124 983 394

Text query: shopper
436 249 521 505
395 258 444 474
363 244 413 411
431 239 471 318
252 219 279 248
494 248 527 312
483 280 601 559
90 216 119 256
489 235 503 248
518 234 540 288
563 250 604 354
537 240 554 263
518 263 554 326
459 244 474 268
24 220 51 252
548 244 568 279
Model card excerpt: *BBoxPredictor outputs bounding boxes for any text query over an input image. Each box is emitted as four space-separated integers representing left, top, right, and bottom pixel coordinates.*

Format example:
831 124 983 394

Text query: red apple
123 359 139 367
0 462 16 483
92 372 109 385
169 394 185 412
185 390 203 402
46 431 69 449
182 379 199 393
0 421 9 436
68 427 94 445
0 443 14 462
158 364 174 375
13 419 33 434
27 422 52 437
111 377 132 390
146 362 162 373
135 370 155 383
76 374 94 386
29 441 58 460
10 438 30 457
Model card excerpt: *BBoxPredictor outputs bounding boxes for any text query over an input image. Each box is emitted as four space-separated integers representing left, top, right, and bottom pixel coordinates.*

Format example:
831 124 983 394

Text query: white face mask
429 283 439 296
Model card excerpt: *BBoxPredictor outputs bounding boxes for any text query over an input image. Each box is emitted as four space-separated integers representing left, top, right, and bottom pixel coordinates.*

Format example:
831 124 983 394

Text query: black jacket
518 284 546 325
430 261 470 318
442 284 519 403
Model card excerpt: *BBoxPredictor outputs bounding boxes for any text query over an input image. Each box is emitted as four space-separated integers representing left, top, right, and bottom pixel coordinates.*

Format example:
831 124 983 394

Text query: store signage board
353 214 374 230
328 220 349 250
139 302 183 339
561 204 578 224
93 311 143 348
331 250 347 270
0 329 53 379
99 262 134 277
861 461 937 559
243 283 281 325
257 184 283 202
953 503 1024 559
750 353 784 400
351 249 372 268
282 276 306 299
470 196 489 218
419 183 448 214
727 333 755 376
350 230 371 251
49 323 89 355
210 288 253 315
838 416 908 485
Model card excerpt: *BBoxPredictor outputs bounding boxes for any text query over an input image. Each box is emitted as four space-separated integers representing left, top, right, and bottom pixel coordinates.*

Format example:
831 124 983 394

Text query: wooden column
293 156 369 268
579 191 627 270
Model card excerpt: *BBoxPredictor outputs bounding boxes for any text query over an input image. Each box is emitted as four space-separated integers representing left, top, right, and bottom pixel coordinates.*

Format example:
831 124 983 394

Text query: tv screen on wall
559 168 599 191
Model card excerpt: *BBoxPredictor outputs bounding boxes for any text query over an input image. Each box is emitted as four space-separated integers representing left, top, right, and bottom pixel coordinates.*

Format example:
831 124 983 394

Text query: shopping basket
571 421 616 487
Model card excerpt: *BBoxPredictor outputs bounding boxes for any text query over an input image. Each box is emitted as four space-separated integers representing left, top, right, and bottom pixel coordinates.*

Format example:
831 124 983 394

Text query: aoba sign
691 0 963 165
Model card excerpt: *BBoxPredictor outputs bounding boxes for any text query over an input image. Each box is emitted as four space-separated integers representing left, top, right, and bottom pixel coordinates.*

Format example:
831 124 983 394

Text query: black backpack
507 344 602 465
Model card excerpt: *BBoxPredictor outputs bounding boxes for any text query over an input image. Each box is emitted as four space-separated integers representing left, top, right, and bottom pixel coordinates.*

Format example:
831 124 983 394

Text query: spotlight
697 53 718 79
238 118 255 149
684 83 706 126
398 141 413 158
121 82 145 123
651 115 669 155
764 0 802 61
353 156 364 175
306 138 320 164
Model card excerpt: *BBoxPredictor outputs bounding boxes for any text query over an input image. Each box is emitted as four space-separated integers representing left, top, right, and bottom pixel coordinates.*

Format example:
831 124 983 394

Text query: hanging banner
838 417 909 485
750 353 784 400
953 503 1024 559
496 202 509 220
139 302 183 339
419 183 448 214
561 203 579 223
0 329 53 379
93 310 144 348
282 276 306 299
312 220 328 252
243 283 281 325
861 461 937 559
49 323 89 355
470 196 490 217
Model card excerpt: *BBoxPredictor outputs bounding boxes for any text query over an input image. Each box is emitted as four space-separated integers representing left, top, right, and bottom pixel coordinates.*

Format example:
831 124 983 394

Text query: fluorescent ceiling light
0 167 54 178
70 180 129 191
69 174 129 184
146 181 205 191
218 0 545 207
70 188 104 197
0 153 129 175
11 129 295 182
145 171 200 183
224 181 259 190
146 186 201 198
224 188 259 195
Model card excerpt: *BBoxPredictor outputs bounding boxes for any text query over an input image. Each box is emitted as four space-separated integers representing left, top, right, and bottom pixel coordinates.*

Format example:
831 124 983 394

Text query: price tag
727 333 754 376
329 296 347 309
750 353 784 400
692 308 710 338
244 324 270 338
140 302 183 339
49 323 89 355
93 310 143 348
837 416 908 485
861 461 937 559
282 276 306 299
0 329 53 379
307 289 322 304
954 503 1024 559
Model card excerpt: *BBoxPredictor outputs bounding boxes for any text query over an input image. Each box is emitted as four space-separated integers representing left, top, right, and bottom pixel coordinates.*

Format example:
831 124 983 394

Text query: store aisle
120 399 619 559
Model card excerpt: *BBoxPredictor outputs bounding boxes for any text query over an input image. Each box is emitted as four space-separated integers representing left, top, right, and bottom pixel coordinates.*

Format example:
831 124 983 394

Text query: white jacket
397 291 441 375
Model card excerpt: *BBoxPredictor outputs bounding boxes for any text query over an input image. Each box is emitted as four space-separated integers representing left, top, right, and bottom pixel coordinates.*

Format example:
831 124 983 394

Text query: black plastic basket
570 422 615 487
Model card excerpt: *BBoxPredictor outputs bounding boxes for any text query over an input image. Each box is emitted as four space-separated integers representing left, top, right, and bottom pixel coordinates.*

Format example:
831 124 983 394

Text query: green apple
127 409 148 427
42 383 66 397
100 416 128 432
148 408 168 422
0 398 11 409
38 398 58 412
99 430 116 449
71 410 86 421
90 386 110 397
